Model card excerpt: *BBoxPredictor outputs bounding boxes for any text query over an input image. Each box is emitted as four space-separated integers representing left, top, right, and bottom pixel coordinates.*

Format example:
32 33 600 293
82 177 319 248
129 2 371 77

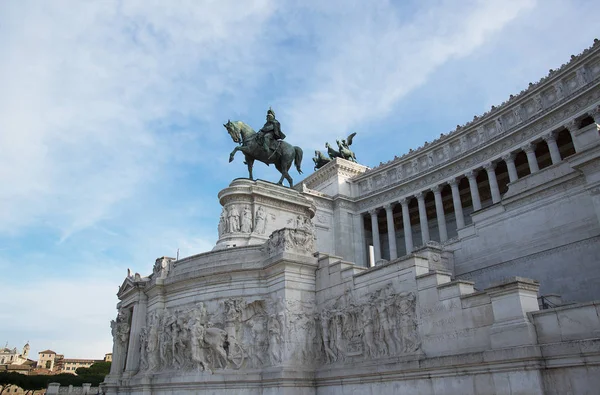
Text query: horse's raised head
223 119 241 143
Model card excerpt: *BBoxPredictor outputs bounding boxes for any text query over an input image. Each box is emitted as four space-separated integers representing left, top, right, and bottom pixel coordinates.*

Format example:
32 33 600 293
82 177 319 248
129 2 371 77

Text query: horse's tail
294 146 303 174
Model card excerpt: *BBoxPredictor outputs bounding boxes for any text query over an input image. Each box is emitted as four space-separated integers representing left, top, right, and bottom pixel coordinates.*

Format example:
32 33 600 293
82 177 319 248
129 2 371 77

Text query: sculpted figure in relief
139 327 149 371
240 206 253 233
319 310 337 363
318 285 421 364
227 205 241 233
267 313 282 364
218 209 227 236
254 206 267 234
146 311 160 371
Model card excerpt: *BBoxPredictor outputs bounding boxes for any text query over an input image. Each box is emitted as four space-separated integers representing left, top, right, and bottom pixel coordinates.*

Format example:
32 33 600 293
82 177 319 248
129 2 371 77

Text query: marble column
502 153 519 183
369 209 381 263
484 162 501 204
400 198 413 253
432 186 448 242
448 179 465 229
564 120 579 153
383 203 397 260
543 132 562 165
465 171 482 211
416 192 430 244
523 143 539 173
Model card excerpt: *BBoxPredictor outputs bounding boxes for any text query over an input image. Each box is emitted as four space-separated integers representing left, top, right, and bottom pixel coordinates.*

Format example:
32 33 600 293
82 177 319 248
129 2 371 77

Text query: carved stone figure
139 327 149 371
218 209 227 236
187 315 210 372
240 206 253 233
313 150 331 170
254 206 267 234
146 311 160 371
227 205 240 233
360 306 376 358
317 285 421 364
267 313 282 365
319 310 336 363
111 309 130 352
224 111 304 187
110 308 131 375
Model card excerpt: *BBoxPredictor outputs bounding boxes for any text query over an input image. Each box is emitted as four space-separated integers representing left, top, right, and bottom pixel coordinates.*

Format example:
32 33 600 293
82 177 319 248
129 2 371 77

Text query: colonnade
363 119 589 264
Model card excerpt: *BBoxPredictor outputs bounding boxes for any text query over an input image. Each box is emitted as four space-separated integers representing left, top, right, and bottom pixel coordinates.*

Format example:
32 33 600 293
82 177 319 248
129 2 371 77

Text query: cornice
353 39 600 183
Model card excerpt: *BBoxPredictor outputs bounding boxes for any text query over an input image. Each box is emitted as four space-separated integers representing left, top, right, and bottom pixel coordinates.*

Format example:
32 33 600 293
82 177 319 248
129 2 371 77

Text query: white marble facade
105 41 600 394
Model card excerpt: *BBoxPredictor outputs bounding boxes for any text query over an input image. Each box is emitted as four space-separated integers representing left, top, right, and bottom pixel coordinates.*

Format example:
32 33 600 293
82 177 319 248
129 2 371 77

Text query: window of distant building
45 361 51 369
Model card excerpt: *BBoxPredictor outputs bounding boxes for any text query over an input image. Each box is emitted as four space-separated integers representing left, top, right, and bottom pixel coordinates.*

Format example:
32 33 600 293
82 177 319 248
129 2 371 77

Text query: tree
75 361 111 376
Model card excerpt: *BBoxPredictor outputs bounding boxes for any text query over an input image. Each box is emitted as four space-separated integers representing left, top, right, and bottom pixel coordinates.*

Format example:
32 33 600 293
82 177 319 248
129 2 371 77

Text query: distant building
62 358 98 374
36 349 108 374
37 349 57 370
0 342 30 365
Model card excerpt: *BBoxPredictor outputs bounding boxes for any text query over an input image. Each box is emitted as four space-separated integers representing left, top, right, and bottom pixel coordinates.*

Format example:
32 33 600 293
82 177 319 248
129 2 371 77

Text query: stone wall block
486 277 540 348
557 304 600 341
532 311 561 344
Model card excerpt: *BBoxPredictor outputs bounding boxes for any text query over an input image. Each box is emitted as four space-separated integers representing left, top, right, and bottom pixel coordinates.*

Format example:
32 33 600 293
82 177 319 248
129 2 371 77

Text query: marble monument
104 40 600 394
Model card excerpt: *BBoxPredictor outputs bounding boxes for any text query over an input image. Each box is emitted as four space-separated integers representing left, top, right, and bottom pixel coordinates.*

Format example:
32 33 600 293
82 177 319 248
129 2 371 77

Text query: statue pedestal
214 179 316 250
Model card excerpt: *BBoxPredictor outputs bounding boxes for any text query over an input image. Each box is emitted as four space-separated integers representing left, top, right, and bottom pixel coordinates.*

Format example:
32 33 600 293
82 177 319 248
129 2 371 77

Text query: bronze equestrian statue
224 108 303 188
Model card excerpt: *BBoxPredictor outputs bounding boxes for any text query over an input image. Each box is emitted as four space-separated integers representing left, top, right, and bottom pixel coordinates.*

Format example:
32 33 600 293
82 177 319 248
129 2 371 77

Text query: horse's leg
282 153 294 187
229 146 240 162
246 157 254 180
274 163 285 185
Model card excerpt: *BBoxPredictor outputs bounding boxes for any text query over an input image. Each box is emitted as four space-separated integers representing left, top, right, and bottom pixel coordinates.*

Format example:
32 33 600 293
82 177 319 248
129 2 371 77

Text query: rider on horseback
257 107 286 156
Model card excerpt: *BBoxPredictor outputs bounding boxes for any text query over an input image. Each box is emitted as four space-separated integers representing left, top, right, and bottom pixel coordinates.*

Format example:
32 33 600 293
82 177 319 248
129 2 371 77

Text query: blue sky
0 0 598 359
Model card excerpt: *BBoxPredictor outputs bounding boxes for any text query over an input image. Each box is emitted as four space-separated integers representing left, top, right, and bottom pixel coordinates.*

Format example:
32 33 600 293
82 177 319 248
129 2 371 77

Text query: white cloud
0 1 276 239
281 0 537 148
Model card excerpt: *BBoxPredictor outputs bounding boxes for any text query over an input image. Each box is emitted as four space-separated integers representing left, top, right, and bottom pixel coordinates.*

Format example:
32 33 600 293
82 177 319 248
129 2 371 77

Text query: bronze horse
224 120 303 187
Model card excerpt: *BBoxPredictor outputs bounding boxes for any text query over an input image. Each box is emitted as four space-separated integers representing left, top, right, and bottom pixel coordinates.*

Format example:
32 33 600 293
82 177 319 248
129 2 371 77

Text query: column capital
431 185 443 194
502 152 516 162
447 178 460 187
589 105 600 121
368 209 379 216
542 131 557 143
522 142 536 154
383 203 394 211
399 197 410 206
415 191 425 200
465 170 478 180
564 119 578 131
483 162 497 171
